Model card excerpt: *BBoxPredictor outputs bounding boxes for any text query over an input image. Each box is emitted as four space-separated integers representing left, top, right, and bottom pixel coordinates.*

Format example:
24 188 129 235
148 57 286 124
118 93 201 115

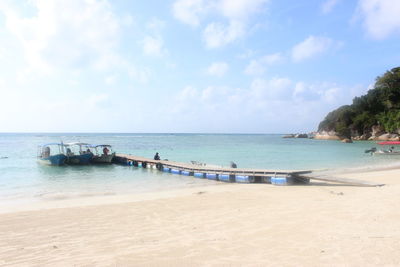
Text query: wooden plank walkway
115 153 312 176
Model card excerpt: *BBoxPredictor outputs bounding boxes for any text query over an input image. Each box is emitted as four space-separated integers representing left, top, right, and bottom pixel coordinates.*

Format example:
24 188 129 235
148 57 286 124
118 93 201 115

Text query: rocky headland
315 67 400 142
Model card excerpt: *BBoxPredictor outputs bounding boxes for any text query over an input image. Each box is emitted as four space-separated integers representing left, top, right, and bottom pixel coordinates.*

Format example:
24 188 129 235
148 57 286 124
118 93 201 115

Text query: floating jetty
113 154 384 187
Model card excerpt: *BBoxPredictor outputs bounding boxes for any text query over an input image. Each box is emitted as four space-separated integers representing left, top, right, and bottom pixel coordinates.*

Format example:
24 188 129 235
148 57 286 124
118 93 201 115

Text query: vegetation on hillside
318 67 400 138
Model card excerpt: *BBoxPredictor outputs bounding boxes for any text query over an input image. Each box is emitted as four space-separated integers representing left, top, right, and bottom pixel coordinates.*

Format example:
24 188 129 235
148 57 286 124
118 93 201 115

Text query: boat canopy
39 143 64 147
63 142 90 146
89 144 112 148
377 141 400 145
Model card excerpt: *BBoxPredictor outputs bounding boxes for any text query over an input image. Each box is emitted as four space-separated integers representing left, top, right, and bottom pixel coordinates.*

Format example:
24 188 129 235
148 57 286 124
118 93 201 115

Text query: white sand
1 168 400 266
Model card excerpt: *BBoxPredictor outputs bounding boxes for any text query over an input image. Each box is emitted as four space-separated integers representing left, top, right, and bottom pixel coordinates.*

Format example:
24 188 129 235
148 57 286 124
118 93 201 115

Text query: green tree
318 67 400 137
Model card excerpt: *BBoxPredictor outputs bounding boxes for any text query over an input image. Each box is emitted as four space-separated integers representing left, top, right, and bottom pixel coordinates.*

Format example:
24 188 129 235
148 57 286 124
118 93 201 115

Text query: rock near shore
341 138 353 143
313 131 340 140
369 133 400 141
282 133 309 138
315 129 400 142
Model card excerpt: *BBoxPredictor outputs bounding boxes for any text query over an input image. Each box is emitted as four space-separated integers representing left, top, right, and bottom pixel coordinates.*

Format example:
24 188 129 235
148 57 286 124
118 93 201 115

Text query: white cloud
244 52 283 75
0 84 115 132
105 74 117 85
291 36 334 62
356 0 400 39
218 0 268 19
147 18 166 32
245 60 265 76
178 86 199 100
262 53 283 64
237 49 255 59
250 77 292 100
142 35 165 56
169 78 353 132
128 66 151 84
207 62 229 76
0 0 151 87
172 0 207 27
172 0 268 25
321 0 340 14
173 0 269 48
0 0 125 73
293 82 331 102
142 18 168 57
203 20 245 48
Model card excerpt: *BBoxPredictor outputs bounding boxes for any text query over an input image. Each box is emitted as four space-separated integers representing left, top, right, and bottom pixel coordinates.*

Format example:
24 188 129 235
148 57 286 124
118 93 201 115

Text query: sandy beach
1 168 400 267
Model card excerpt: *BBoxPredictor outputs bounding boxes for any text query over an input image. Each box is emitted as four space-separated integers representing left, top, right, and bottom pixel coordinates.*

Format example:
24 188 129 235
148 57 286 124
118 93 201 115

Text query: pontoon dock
114 154 384 187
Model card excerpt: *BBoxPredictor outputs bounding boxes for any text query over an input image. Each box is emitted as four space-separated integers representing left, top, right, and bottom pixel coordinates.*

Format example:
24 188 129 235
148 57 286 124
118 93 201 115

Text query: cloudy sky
0 0 399 133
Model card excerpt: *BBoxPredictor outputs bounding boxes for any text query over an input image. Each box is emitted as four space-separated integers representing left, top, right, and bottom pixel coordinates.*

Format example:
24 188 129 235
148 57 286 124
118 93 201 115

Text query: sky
0 0 399 133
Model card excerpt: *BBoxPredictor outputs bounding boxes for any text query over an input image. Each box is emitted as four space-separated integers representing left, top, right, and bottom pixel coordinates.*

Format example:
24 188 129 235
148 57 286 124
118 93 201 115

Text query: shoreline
1 163 400 215
1 167 400 266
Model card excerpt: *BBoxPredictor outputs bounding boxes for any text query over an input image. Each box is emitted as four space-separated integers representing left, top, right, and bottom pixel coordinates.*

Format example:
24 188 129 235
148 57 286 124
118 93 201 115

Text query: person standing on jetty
154 152 160 160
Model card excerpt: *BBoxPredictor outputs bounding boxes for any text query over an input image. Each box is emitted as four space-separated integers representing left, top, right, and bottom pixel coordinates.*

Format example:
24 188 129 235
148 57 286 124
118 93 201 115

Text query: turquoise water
0 133 398 203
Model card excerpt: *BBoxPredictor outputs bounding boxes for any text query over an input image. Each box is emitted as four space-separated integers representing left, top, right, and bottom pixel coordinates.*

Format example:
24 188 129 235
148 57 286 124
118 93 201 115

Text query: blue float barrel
181 170 191 176
163 167 170 172
194 172 205 178
235 175 255 183
206 173 217 180
270 176 293 185
218 174 232 182
171 169 181 175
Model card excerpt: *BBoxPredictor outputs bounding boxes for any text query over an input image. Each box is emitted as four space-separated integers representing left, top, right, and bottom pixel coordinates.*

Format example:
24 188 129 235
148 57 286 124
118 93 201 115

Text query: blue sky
0 0 399 133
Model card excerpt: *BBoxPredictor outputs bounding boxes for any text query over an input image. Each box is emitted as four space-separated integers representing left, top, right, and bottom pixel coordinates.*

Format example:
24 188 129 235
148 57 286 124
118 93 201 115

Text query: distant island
316 67 400 141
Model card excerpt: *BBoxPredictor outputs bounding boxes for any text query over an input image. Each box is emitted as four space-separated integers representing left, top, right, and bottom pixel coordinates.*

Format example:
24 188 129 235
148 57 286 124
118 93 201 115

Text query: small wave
37 191 116 200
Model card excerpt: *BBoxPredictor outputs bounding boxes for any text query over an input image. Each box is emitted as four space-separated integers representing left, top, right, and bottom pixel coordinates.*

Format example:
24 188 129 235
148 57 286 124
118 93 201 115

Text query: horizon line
0 131 315 135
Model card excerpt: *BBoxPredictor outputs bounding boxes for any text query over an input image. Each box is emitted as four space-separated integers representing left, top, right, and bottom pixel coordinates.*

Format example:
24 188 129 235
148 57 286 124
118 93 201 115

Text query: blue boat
37 143 67 166
63 142 93 165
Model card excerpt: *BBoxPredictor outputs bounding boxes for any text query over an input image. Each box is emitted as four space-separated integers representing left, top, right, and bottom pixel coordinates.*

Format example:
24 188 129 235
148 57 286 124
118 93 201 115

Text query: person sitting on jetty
103 146 109 155
154 152 160 160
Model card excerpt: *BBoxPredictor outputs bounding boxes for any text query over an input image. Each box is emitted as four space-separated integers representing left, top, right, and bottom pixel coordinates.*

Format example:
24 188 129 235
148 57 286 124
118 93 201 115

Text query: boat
63 142 93 164
37 143 67 166
88 144 115 163
365 141 400 155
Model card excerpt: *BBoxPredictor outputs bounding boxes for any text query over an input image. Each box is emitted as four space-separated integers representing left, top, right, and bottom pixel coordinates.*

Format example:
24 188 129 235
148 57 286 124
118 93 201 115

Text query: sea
0 133 399 206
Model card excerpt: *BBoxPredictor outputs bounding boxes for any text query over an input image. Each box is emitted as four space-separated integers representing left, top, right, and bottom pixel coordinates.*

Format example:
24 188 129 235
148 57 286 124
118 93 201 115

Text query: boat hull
373 151 400 156
38 154 67 166
66 153 93 165
91 153 115 164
